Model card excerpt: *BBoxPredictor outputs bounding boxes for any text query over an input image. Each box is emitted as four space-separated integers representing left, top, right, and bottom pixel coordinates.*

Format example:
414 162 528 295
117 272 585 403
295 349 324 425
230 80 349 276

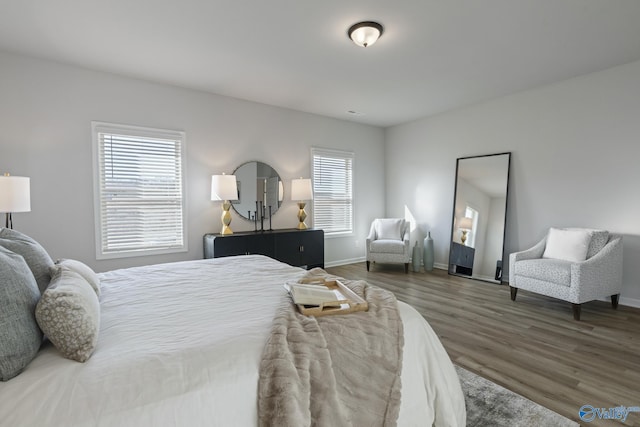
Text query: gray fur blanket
258 269 404 427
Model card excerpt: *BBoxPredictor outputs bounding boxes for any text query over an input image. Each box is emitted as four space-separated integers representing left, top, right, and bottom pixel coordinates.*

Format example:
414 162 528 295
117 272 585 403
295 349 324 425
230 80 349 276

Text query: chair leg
572 304 581 321
404 263 409 274
611 294 620 309
366 261 370 271
510 286 517 301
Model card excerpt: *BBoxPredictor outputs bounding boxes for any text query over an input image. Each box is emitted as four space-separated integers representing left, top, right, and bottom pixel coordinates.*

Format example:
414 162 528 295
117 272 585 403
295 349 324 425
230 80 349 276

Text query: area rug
456 366 579 427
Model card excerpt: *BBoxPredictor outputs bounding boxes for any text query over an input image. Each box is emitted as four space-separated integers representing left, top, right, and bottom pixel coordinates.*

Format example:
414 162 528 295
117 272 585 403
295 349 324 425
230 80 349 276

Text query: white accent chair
509 228 623 320
366 218 411 273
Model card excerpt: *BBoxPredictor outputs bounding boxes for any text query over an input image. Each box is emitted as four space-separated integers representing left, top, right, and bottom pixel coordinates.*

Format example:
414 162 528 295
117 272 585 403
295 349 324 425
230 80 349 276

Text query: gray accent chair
366 218 411 273
509 229 623 320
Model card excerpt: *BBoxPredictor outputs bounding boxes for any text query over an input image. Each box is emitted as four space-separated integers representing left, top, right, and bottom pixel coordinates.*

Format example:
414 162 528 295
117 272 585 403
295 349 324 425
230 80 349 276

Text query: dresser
450 242 475 276
203 229 324 269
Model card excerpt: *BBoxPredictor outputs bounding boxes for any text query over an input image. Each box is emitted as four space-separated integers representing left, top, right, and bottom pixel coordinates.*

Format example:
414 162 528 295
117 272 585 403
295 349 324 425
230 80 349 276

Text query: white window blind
92 122 187 259
311 148 354 235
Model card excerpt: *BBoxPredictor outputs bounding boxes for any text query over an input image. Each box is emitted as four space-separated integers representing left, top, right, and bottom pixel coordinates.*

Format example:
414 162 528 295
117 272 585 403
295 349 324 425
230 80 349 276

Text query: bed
0 254 465 426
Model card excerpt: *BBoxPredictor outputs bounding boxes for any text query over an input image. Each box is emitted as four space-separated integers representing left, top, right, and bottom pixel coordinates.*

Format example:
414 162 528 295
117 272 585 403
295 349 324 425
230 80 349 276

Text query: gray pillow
35 266 100 362
0 246 43 381
53 259 101 297
0 228 54 294
586 230 609 259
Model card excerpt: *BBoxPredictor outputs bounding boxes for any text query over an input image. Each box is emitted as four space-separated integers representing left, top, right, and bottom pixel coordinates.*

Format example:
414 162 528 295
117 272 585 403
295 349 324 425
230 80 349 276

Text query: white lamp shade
458 217 473 230
211 174 238 201
291 178 313 201
0 176 31 213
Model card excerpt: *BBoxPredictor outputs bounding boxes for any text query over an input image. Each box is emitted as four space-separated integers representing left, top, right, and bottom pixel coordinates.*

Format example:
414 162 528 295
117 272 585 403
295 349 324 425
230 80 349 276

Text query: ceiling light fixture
348 21 384 48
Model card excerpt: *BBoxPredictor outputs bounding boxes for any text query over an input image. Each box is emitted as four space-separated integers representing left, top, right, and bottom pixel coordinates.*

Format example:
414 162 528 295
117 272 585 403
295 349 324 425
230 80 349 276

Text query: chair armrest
508 237 546 285
572 236 623 301
513 237 547 262
402 226 410 250
366 222 377 253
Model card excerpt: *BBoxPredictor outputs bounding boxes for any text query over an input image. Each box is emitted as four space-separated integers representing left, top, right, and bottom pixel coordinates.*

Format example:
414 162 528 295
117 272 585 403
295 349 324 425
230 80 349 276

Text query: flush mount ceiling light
348 21 384 47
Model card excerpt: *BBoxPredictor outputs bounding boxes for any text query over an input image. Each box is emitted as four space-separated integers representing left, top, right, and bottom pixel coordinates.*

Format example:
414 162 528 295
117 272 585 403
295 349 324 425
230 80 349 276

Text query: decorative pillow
0 228 54 294
586 230 609 258
542 228 591 262
35 266 100 362
376 219 405 241
0 246 43 381
53 259 101 297
563 228 609 259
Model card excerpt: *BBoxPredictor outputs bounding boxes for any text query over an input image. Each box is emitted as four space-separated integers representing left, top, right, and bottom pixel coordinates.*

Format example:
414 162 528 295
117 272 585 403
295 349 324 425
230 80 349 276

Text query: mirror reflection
232 161 282 220
449 152 511 284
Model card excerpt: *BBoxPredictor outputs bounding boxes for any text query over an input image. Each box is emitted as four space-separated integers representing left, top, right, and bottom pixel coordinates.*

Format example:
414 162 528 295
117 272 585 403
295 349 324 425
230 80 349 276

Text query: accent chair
366 218 411 273
509 228 623 320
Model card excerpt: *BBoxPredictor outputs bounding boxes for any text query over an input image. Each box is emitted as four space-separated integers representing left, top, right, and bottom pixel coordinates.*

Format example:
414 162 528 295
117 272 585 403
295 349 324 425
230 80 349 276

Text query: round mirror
232 161 282 220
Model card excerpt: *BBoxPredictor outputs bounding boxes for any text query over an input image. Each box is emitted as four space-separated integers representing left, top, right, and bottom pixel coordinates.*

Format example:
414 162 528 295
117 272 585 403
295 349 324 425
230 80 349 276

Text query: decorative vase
411 241 421 272
423 232 434 272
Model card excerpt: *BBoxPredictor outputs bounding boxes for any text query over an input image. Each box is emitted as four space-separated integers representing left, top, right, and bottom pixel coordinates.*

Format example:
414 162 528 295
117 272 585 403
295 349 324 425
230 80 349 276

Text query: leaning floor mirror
448 152 511 284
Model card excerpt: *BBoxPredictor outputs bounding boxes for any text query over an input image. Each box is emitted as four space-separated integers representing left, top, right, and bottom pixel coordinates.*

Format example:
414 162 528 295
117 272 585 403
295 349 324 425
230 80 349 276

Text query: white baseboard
324 257 366 268
618 296 640 309
434 262 448 270
325 258 449 271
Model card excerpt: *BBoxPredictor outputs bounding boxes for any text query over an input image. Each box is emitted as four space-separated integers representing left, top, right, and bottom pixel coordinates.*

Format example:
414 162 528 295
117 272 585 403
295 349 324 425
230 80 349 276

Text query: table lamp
458 217 473 246
0 173 31 229
211 174 238 235
291 178 313 230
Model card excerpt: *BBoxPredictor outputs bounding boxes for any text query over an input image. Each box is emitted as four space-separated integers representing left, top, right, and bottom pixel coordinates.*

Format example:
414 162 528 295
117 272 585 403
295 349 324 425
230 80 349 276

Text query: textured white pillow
35 266 100 362
542 228 592 262
53 259 101 297
376 219 404 241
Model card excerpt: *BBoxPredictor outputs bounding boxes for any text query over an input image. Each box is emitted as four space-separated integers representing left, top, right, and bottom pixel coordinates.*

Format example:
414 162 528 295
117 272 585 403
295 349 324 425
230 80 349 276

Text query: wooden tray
292 278 368 317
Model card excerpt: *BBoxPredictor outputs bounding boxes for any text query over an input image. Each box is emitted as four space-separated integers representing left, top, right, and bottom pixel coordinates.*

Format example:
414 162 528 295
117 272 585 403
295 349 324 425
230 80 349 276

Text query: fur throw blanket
258 268 404 427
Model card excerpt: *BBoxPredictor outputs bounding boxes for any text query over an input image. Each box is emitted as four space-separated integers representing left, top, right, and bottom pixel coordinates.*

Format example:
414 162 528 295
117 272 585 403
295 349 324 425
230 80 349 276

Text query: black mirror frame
448 152 511 284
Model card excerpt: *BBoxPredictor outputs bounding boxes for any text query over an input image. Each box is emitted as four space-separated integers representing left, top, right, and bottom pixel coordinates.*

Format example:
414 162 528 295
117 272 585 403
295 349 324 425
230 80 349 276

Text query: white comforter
0 255 464 426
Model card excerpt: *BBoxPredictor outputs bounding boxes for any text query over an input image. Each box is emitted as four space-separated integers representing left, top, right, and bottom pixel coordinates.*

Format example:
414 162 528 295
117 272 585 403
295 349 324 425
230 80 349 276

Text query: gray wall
0 51 385 272
385 59 640 306
3 50 638 305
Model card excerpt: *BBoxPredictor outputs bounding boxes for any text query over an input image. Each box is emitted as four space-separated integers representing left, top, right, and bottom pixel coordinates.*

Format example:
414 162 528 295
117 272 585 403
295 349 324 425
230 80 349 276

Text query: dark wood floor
326 262 640 427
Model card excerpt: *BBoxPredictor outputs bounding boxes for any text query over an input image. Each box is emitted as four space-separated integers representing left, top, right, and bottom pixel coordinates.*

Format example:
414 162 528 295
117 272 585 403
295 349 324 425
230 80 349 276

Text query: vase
423 232 434 272
411 242 421 272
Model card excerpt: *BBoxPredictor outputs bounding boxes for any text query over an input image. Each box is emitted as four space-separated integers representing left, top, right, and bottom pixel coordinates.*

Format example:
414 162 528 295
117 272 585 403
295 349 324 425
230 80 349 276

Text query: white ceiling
2 0 640 127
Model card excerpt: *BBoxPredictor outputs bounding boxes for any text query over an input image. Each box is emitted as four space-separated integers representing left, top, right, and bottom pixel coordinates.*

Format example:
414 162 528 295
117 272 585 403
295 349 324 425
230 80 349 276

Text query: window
92 122 187 259
464 206 479 248
311 147 354 235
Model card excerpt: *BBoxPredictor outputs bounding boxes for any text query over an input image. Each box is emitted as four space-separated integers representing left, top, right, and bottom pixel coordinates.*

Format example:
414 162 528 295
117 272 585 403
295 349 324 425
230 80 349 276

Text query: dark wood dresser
450 242 475 276
203 229 324 270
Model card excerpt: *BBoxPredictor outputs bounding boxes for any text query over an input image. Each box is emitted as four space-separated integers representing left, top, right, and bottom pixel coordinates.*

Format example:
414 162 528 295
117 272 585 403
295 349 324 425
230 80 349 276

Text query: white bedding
0 255 464 426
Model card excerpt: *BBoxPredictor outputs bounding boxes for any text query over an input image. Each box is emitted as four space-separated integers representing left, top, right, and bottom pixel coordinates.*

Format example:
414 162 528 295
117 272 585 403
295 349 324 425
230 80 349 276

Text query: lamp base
461 230 468 245
296 202 308 230
220 200 233 235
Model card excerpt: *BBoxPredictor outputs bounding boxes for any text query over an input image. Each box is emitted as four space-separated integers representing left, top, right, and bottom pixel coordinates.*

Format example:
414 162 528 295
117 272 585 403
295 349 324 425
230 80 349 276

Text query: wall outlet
354 239 359 248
